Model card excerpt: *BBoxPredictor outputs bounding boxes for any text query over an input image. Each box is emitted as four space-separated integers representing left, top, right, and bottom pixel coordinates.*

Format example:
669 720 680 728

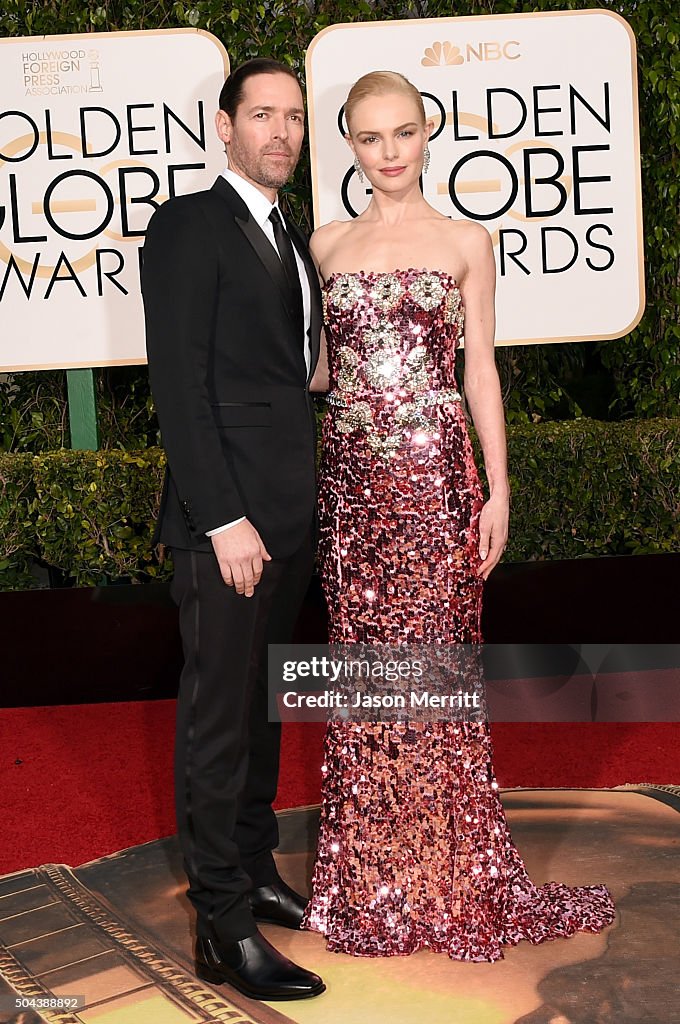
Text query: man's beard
253 157 295 189
231 139 298 190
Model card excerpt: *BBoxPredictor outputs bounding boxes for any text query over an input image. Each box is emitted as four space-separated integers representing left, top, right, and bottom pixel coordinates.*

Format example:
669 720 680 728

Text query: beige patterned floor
1 787 678 1024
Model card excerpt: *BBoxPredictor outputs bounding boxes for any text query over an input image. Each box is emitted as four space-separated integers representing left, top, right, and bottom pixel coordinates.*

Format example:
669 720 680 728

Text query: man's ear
215 109 232 149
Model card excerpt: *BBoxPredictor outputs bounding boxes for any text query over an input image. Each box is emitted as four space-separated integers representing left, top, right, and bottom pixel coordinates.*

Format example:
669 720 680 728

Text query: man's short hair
219 58 301 119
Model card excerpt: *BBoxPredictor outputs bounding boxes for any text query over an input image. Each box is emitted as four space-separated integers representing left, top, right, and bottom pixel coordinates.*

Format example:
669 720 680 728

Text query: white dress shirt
206 166 312 538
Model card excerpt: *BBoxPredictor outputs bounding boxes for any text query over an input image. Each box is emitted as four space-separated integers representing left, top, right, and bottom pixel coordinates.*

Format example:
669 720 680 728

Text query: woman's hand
475 490 509 580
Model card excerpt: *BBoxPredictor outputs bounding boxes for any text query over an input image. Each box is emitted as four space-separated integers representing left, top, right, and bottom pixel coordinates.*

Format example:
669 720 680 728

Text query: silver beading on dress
323 272 465 460
326 387 462 459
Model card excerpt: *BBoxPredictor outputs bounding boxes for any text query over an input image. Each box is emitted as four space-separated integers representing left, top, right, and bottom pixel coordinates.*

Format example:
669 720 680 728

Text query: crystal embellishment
329 274 365 310
336 400 372 435
443 287 465 332
365 351 403 388
324 271 463 459
363 324 402 353
337 346 360 390
409 273 446 311
369 274 404 312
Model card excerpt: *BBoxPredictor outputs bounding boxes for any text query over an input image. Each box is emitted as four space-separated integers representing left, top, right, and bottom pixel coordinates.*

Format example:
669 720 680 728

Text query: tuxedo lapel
211 176 291 317
235 211 292 305
211 176 320 379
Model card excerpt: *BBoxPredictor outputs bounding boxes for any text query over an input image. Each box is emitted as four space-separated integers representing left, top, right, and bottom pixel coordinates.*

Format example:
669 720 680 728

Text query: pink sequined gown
300 269 616 960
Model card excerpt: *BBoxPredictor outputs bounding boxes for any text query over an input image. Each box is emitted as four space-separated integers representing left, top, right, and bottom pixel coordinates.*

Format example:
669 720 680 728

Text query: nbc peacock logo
422 42 464 67
422 40 521 67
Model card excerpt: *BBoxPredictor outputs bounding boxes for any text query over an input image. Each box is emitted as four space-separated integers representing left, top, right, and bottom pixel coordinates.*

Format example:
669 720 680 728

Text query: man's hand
211 520 271 597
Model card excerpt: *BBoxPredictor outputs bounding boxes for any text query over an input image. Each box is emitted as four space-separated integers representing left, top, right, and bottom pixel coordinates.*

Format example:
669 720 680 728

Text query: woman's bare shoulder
310 219 353 259
446 219 494 277
309 217 350 244
446 217 492 246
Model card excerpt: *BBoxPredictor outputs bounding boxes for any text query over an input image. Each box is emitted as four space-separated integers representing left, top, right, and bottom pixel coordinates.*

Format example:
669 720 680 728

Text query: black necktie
269 207 304 331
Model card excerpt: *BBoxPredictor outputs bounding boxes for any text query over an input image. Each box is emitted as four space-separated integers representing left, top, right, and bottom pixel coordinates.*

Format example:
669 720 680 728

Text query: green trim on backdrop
66 369 99 451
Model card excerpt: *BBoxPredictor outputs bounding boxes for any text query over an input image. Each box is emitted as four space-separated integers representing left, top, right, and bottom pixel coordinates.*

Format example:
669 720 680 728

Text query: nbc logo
422 40 521 66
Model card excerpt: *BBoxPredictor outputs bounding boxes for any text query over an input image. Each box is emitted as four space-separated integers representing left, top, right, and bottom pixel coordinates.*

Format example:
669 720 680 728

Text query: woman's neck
362 182 430 226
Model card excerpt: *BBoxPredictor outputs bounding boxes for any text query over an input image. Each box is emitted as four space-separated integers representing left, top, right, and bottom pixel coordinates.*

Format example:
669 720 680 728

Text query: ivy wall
0 0 678 450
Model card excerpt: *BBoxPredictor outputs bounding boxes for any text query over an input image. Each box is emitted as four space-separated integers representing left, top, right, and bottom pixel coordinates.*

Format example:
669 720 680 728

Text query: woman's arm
458 222 509 579
307 227 333 392
309 329 329 392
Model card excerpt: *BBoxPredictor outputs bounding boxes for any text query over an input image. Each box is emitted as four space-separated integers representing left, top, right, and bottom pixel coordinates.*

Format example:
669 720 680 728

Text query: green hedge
0 0 678 439
33 448 168 586
1 419 677 590
492 417 680 561
0 453 37 589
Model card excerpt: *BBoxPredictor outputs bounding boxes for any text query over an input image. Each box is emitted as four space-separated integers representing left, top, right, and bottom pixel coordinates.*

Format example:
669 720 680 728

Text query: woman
303 71 615 961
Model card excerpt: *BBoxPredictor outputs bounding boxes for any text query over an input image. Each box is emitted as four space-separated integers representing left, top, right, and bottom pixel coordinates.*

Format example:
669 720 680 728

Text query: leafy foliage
32 447 169 586
0 0 677 437
474 417 680 561
0 369 159 452
0 420 676 589
0 452 37 589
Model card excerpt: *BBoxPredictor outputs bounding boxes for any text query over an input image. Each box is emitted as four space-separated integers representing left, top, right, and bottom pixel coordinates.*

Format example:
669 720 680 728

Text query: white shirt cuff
205 517 246 536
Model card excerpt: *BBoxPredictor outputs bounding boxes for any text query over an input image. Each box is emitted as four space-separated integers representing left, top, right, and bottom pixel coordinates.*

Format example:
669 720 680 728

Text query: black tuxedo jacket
142 176 322 559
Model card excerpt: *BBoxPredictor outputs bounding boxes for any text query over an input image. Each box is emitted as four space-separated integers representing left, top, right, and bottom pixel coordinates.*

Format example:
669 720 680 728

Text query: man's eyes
252 112 303 121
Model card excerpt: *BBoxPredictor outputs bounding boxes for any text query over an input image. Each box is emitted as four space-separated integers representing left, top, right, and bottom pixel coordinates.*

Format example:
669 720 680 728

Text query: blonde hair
344 71 426 133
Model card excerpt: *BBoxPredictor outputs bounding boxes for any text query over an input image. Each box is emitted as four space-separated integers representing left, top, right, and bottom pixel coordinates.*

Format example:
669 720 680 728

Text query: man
142 59 324 1001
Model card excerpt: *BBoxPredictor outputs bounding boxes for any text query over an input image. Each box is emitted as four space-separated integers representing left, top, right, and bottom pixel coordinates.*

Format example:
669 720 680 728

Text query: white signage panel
307 11 644 345
0 29 228 370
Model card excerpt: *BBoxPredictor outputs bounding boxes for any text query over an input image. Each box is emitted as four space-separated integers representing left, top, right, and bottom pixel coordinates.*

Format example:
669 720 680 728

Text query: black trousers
170 528 314 942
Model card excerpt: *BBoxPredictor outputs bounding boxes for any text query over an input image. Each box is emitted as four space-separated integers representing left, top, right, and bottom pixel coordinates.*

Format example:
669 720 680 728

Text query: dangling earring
423 147 431 174
354 155 364 183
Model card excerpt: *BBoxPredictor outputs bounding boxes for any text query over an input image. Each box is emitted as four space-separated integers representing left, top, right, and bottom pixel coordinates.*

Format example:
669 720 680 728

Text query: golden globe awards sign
0 29 228 371
306 10 644 346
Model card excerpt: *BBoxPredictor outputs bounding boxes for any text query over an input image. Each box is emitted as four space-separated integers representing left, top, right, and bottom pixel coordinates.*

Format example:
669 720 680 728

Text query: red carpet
0 700 676 876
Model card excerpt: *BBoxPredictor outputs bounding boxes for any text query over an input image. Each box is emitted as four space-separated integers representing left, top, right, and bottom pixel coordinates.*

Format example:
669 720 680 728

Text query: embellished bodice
322 269 465 459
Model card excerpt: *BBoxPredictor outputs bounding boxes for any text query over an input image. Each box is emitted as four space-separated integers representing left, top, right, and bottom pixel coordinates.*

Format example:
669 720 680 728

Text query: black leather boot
195 930 325 1001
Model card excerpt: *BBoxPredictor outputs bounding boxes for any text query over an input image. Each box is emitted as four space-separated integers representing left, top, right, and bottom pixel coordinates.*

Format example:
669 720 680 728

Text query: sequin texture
301 269 616 960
